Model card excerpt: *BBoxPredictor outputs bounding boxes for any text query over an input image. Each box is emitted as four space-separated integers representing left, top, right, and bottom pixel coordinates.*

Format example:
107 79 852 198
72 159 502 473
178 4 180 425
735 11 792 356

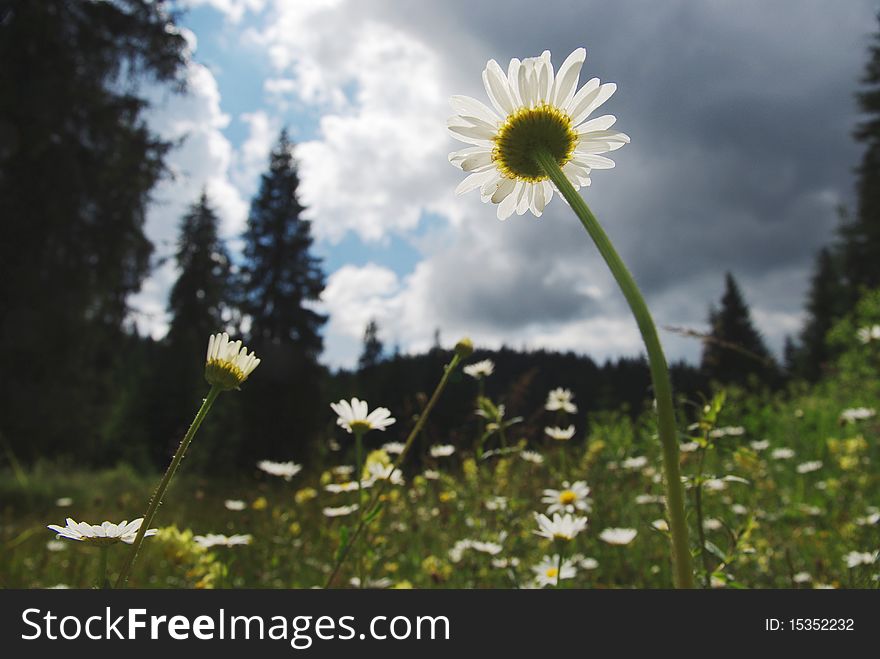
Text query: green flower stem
353 428 366 587
535 150 695 589
98 546 109 589
115 384 222 588
324 351 465 588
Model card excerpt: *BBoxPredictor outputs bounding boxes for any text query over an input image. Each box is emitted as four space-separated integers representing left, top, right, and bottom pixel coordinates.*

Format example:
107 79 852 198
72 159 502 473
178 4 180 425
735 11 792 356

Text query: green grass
2 375 878 589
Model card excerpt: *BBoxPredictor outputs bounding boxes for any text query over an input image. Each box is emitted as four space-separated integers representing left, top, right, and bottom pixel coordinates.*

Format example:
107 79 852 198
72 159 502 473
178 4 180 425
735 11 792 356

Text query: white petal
491 177 516 204
565 77 600 116
483 59 516 116
538 51 554 103
576 114 617 133
449 95 501 125
460 151 495 172
497 184 519 220
455 170 498 196
530 182 547 216
507 58 523 106
553 48 586 109
447 121 495 145
573 154 615 169
570 82 617 125
515 182 531 215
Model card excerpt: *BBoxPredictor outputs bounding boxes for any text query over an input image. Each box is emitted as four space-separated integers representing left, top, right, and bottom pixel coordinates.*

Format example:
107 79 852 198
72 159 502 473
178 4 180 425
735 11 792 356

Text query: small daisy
542 481 591 514
204 332 260 390
463 359 494 379
520 450 545 464
796 460 823 474
703 518 723 531
651 519 669 532
193 533 252 548
709 426 745 439
55 497 73 507
635 494 664 505
47 518 157 546
449 48 629 220
471 540 503 555
423 469 441 480
749 440 770 451
793 572 812 584
771 448 796 460
224 499 246 511
381 442 406 455
622 456 648 470
679 441 699 453
257 460 302 480
532 555 577 587
856 324 880 344
325 481 362 494
599 527 637 546
544 425 576 441
844 550 878 568
430 444 456 458
485 496 508 511
839 407 876 423
331 465 355 478
46 540 67 552
533 512 588 542
330 398 396 434
323 504 359 518
364 462 404 486
545 388 578 414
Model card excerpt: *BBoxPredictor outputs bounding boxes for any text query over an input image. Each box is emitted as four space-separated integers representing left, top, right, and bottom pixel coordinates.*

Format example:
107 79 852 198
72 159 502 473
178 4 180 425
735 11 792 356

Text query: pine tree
701 273 779 387
843 13 880 298
167 192 234 344
238 130 327 459
792 247 848 381
358 319 384 370
0 0 187 461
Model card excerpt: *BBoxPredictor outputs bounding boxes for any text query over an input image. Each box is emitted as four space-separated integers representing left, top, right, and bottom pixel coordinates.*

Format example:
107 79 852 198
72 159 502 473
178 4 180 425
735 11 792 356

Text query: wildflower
448 48 629 219
844 551 878 568
294 487 317 504
599 527 637 546
46 540 67 552
55 497 73 507
856 324 880 344
330 398 396 434
532 555 577 587
463 359 494 379
381 442 406 455
542 481 591 514
520 450 544 464
323 504 359 518
331 465 356 477
430 444 456 458
545 388 578 414
204 332 260 390
47 518 157 546
839 407 876 423
622 456 648 470
485 496 508 511
635 494 664 505
325 481 363 494
533 512 588 542
491 557 520 569
471 540 503 555
796 460 823 474
749 440 770 451
364 462 404 486
703 518 723 531
224 499 246 511
771 448 795 460
731 504 748 516
544 425 576 441
423 469 441 480
193 533 252 548
679 441 699 453
257 460 302 481
709 426 745 439
651 519 669 532
793 572 812 584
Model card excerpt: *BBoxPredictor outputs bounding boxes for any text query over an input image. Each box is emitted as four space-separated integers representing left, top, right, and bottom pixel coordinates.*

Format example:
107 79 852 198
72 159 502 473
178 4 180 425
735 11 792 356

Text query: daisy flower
749 440 770 451
330 398 396 434
323 504 360 518
545 387 578 414
844 551 878 568
542 480 591 514
599 527 638 546
55 497 73 507
224 499 246 511
532 555 577 587
520 450 545 465
430 444 456 458
364 462 404 486
204 332 260 390
325 481 363 494
857 324 880 344
47 518 157 546
709 426 745 439
381 442 406 455
544 425 576 441
257 460 302 481
193 533 252 549
463 359 495 379
621 456 648 470
771 448 795 460
423 469 441 480
533 512 588 542
449 48 629 220
839 407 876 423
796 460 823 474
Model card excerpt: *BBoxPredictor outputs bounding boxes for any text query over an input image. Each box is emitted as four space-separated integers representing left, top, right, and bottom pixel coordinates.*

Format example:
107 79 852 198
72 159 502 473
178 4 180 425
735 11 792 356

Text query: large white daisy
330 398 396 434
47 517 157 546
449 48 629 220
204 332 260 390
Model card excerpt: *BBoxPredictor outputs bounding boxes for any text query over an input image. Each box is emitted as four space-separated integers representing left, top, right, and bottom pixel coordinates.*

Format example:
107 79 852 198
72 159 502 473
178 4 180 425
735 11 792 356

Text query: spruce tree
358 319 384 371
239 130 327 459
0 0 187 461
701 273 778 387
843 13 880 298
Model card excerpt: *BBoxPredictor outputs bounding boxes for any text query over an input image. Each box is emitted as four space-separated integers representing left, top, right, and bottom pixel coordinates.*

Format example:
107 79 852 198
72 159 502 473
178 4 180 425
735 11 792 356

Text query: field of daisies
2 323 878 590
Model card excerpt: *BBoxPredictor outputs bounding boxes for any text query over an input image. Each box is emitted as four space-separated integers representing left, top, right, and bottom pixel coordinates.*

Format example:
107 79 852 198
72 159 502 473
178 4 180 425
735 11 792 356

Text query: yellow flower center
559 490 577 505
349 420 372 433
492 104 578 183
205 359 246 390
545 567 559 579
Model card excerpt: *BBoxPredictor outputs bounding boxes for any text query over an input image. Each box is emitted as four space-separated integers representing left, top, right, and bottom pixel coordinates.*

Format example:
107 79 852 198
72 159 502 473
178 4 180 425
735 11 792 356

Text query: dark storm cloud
396 0 876 352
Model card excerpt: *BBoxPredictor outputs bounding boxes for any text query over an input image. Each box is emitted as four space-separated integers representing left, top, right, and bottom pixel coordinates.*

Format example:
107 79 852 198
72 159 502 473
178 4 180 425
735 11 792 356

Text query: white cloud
234 110 278 197
182 0 267 24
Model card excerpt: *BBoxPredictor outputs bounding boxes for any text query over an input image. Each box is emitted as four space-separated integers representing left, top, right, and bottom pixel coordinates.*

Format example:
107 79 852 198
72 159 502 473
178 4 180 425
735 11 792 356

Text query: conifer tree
701 273 778 387
358 319 384 371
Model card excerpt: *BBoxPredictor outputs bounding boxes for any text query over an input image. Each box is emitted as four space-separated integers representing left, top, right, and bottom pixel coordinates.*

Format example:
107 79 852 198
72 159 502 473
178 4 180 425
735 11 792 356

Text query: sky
130 0 879 369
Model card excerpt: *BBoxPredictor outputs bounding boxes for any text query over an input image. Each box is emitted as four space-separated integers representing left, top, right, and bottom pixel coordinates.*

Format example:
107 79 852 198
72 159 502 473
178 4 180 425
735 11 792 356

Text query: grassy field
2 369 878 590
